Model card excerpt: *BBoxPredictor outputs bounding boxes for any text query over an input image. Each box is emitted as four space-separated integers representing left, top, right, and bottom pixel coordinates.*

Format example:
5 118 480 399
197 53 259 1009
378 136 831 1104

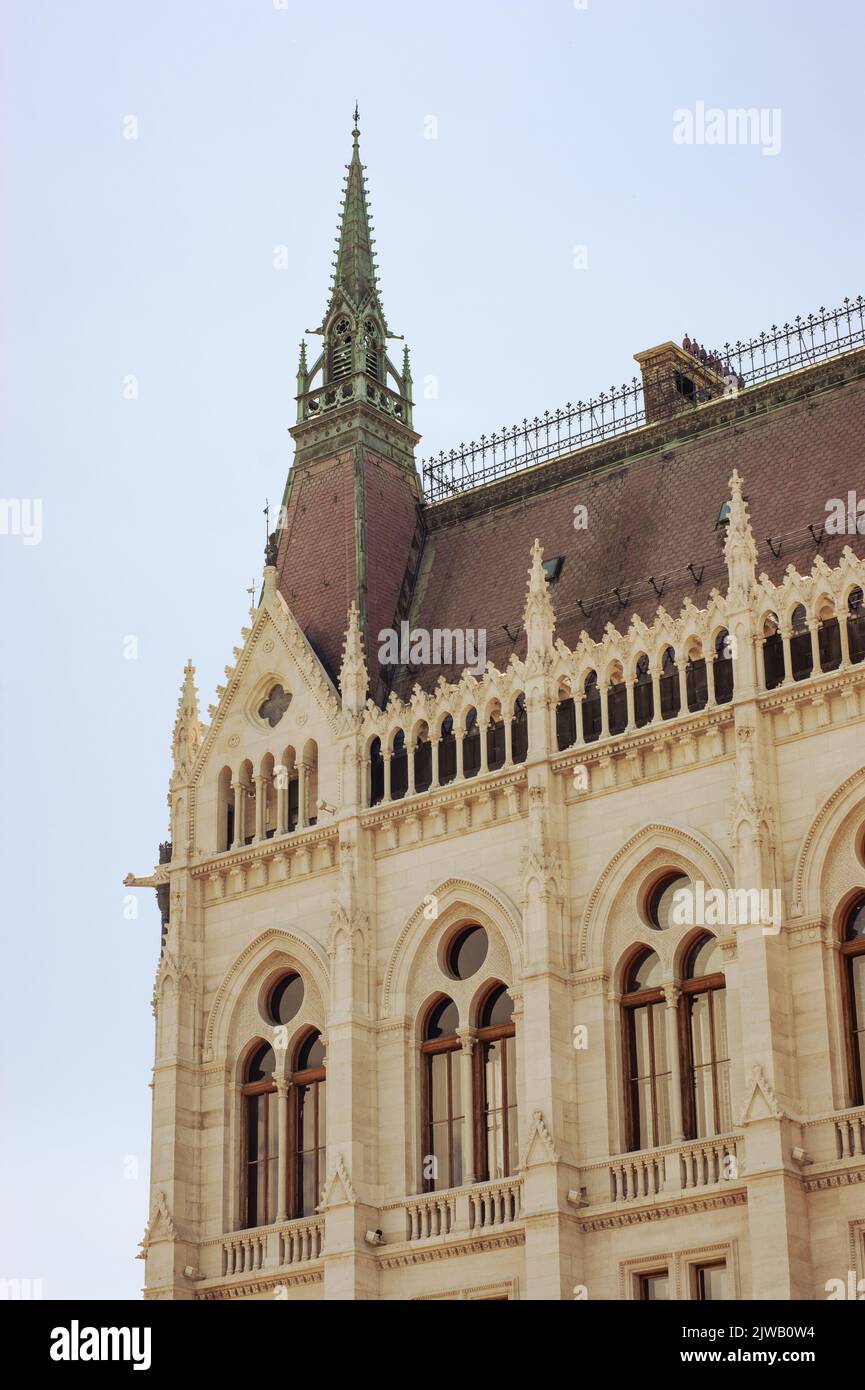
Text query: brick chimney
635 337 743 423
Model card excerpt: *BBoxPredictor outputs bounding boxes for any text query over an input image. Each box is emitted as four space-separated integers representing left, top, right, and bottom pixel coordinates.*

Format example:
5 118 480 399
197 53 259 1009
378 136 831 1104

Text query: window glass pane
716 1059 732 1134
628 950 662 990
448 926 488 980
631 1005 651 1079
688 934 723 977
847 901 865 941
698 1263 727 1300
691 994 711 1068
269 973 304 1025
296 1030 324 1070
246 1043 276 1083
481 985 514 1028
426 997 459 1039
640 1272 669 1301
852 957 865 1029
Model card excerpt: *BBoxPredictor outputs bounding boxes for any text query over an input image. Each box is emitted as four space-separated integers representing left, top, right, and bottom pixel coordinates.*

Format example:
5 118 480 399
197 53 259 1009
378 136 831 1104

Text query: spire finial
352 102 360 144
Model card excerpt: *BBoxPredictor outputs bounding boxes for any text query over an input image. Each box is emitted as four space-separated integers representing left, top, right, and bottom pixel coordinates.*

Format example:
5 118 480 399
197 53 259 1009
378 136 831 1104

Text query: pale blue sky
1 0 862 1299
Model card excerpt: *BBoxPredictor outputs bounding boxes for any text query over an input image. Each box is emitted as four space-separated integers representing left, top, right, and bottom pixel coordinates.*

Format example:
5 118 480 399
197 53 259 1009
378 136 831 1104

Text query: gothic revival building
128 119 865 1300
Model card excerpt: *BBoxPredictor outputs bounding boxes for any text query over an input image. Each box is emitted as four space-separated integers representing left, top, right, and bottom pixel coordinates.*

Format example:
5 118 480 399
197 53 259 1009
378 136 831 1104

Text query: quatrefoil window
258 684 291 727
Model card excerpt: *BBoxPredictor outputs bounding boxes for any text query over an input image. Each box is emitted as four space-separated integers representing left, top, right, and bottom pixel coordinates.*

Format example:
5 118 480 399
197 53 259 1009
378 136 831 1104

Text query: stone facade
128 125 865 1301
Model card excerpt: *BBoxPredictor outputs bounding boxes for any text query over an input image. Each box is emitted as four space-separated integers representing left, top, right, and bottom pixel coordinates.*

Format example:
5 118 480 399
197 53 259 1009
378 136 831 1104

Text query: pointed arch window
475 985 518 1181
364 320 380 379
421 998 463 1192
622 950 671 1151
242 1043 278 1229
681 934 731 1138
292 1031 326 1218
330 316 353 382
842 897 865 1106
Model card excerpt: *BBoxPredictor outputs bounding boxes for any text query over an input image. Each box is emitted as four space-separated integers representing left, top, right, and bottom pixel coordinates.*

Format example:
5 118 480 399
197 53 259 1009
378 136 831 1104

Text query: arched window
762 612 784 689
242 1042 277 1229
818 602 842 673
555 681 577 750
391 729 408 800
369 737 384 806
475 985 517 1181
462 708 481 777
511 693 528 763
487 704 506 771
364 319 380 379
414 723 432 793
841 897 865 1106
421 997 463 1192
581 671 601 742
686 644 709 712
622 950 671 1152
292 1031 326 1219
329 316 353 382
848 588 865 665
217 766 234 852
712 630 734 704
681 935 731 1138
660 646 680 720
634 654 654 727
790 604 812 681
439 715 457 785
607 668 627 736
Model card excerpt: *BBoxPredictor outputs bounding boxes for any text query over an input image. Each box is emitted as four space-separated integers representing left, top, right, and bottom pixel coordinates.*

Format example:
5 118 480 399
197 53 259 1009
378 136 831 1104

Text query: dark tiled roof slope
389 350 865 697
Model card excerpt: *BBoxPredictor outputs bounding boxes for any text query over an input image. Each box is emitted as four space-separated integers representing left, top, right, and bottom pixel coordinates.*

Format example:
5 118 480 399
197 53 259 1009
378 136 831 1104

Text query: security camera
790 1147 811 1166
364 1229 384 1246
184 1265 205 1280
567 1189 588 1208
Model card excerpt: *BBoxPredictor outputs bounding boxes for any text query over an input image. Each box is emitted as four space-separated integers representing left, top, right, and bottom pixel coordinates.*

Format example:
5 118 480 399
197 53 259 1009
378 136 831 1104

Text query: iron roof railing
420 295 865 503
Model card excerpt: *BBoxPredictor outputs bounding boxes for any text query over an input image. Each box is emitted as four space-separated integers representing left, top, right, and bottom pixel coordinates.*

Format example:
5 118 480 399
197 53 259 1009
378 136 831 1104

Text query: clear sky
1 0 862 1300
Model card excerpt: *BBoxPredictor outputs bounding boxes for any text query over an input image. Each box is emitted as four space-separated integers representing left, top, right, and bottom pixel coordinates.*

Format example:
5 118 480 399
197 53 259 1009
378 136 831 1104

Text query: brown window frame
841 897 865 1106
621 976 668 1153
680 956 729 1140
289 1034 326 1220
474 1008 517 1183
693 1260 728 1301
241 1066 277 1231
637 1268 670 1301
420 1031 463 1192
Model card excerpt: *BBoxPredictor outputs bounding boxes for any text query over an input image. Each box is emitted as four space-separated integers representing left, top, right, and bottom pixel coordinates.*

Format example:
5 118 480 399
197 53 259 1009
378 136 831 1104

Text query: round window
647 873 690 931
266 973 304 1025
446 925 488 980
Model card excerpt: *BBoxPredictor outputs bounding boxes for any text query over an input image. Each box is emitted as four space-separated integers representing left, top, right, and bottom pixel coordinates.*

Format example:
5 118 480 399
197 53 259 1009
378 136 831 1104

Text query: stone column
254 774 267 842
276 766 289 836
478 719 489 775
455 722 465 780
808 619 822 676
650 664 662 723
504 713 514 765
456 1028 476 1185
599 682 610 738
231 782 245 849
663 983 685 1143
781 626 793 684
406 741 416 796
297 762 308 830
382 751 392 803
839 612 852 669
676 659 689 716
275 1078 292 1222
625 676 636 732
429 736 441 790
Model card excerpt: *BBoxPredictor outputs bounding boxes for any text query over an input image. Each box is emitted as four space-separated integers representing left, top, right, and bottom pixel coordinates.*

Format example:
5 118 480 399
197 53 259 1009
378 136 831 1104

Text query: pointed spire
318 111 386 328
171 660 202 786
523 539 556 661
339 601 369 715
724 468 758 600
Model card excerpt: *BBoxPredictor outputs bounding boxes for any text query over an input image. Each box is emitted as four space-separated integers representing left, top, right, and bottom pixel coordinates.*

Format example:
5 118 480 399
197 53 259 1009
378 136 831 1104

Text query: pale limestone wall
134 510 865 1301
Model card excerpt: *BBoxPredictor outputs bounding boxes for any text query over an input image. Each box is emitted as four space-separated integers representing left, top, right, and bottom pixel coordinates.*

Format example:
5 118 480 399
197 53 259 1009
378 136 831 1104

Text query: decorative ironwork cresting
421 295 865 502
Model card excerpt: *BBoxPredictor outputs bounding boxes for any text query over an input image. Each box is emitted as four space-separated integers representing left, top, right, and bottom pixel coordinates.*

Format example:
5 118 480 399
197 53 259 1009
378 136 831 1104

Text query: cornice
378 1231 524 1269
579 1189 746 1233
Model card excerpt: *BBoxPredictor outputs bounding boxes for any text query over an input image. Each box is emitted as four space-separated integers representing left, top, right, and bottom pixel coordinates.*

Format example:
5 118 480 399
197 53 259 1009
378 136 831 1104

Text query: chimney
634 337 744 424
